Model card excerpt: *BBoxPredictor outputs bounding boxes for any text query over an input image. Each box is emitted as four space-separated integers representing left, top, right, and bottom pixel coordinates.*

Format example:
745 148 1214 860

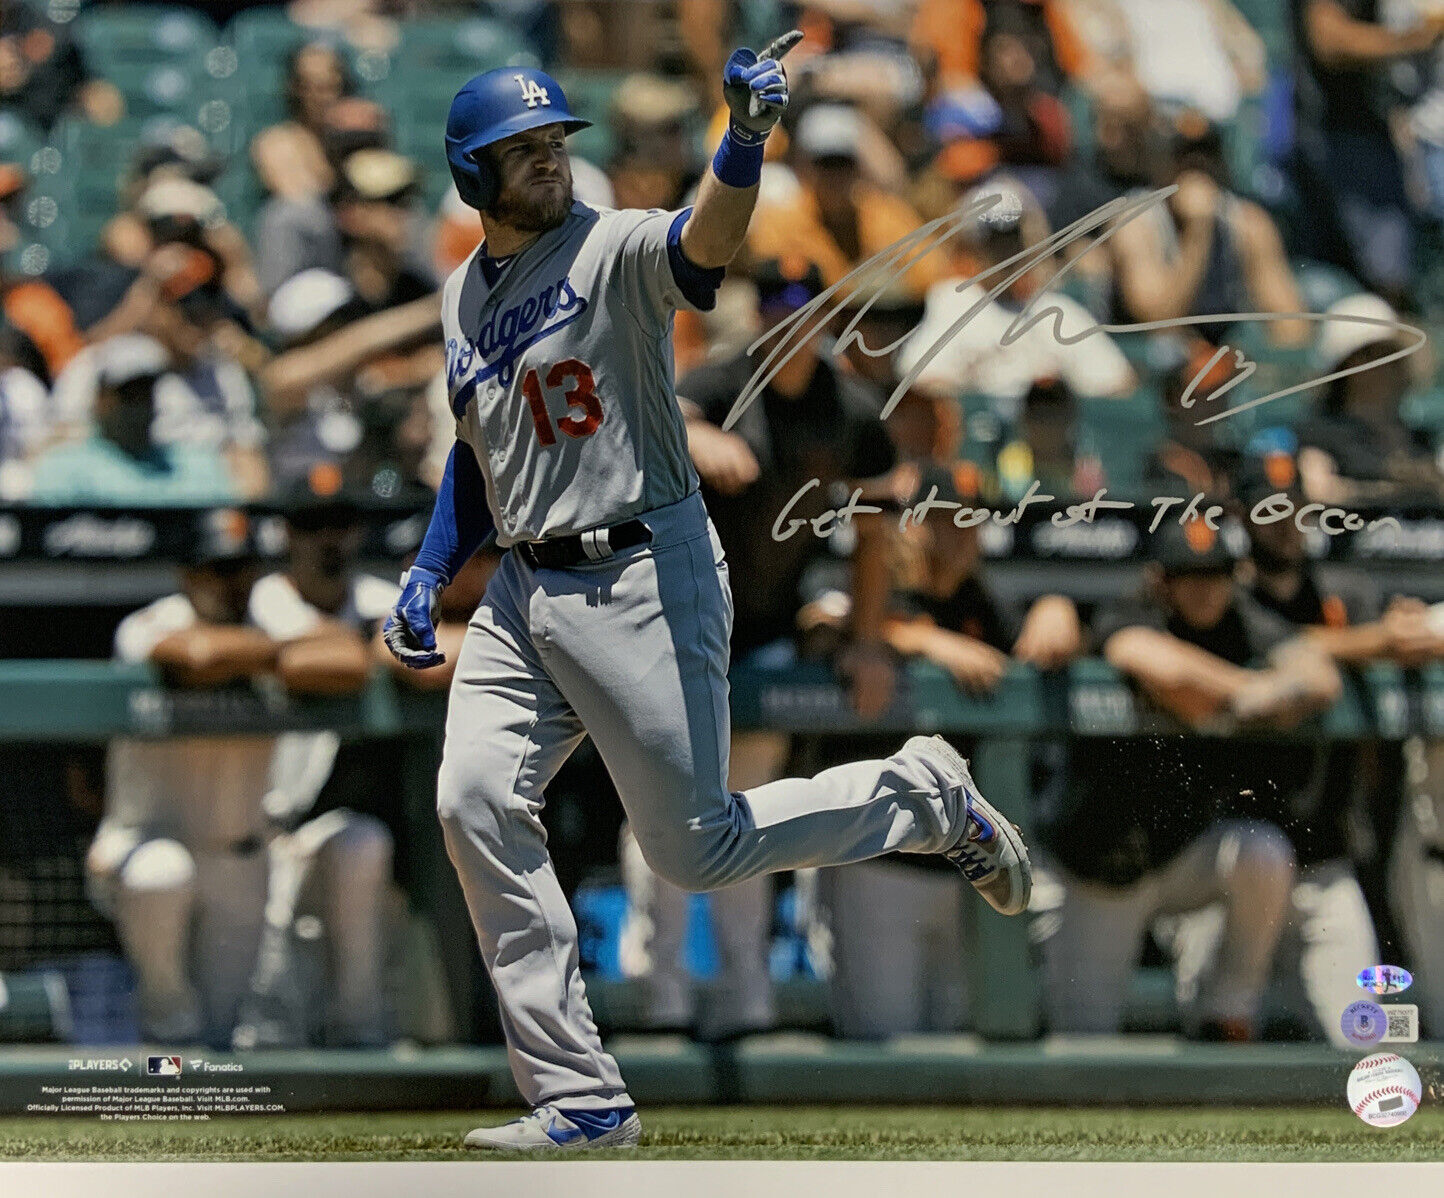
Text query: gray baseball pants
435 490 970 1109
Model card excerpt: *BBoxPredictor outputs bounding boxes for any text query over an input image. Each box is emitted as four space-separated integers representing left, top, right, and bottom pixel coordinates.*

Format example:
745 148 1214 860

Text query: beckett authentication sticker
1340 1001 1387 1047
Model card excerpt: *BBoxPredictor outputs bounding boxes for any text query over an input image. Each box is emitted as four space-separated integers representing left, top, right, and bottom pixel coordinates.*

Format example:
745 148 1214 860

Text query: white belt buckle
580 527 612 561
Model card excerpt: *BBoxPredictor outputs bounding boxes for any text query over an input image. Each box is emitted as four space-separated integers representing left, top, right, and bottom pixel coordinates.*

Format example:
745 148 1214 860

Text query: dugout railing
0 656 1432 1044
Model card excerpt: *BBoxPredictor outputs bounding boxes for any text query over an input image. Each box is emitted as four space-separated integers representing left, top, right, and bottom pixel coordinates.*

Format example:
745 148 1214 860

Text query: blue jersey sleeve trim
411 441 495 584
666 207 726 312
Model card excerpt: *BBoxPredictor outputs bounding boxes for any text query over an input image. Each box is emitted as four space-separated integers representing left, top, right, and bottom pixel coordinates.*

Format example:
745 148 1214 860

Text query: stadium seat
737 0 789 54
954 392 1005 471
374 17 534 135
1080 388 1163 490
1060 83 1095 165
225 11 395 135
72 6 219 122
225 9 315 132
1223 95 1266 199
396 17 533 80
1292 258 1362 313
0 111 44 172
1402 385 1444 441
72 5 217 64
1231 0 1293 65
46 117 241 262
2 116 70 272
48 120 146 260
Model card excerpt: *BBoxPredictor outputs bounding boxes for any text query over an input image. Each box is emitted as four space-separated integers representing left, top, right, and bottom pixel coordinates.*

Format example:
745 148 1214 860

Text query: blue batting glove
383 566 446 669
722 29 802 144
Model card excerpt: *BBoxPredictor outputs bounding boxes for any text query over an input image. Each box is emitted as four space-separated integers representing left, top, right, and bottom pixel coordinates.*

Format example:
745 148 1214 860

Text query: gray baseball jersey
441 201 704 545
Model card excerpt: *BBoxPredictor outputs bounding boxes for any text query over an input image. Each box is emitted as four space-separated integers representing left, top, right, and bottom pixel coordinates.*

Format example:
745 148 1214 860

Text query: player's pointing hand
722 29 803 145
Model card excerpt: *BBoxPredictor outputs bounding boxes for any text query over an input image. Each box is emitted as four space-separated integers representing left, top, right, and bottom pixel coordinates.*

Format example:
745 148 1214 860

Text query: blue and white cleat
906 735 1032 916
463 1105 642 1151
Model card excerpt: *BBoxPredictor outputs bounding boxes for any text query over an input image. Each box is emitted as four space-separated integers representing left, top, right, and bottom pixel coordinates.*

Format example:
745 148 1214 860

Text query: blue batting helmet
446 67 591 211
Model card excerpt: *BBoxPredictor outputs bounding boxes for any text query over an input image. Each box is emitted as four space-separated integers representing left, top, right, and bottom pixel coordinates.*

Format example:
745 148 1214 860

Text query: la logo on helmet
515 75 551 108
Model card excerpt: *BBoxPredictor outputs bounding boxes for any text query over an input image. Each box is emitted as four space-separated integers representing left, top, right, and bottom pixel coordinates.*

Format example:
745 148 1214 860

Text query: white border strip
2 1163 1444 1197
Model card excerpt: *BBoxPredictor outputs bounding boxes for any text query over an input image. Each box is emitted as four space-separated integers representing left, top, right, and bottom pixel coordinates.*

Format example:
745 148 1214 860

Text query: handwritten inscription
770 477 1403 543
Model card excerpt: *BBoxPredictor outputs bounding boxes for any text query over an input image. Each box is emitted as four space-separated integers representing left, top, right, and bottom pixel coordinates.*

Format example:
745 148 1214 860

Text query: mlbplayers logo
514 74 550 108
1357 965 1413 996
146 1055 183 1076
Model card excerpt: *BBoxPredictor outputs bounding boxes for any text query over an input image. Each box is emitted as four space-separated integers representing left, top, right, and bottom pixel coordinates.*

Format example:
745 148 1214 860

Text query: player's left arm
276 620 373 696
678 30 803 270
1231 635 1343 727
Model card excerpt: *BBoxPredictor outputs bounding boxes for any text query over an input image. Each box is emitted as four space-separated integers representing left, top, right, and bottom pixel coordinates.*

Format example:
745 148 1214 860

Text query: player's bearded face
487 126 574 232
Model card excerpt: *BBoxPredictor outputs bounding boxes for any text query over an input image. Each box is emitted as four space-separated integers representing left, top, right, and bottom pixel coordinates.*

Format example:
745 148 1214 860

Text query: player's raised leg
436 552 634 1124
534 493 1029 913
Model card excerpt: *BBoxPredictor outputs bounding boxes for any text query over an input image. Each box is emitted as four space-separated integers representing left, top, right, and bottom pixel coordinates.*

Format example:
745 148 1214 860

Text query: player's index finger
758 29 804 63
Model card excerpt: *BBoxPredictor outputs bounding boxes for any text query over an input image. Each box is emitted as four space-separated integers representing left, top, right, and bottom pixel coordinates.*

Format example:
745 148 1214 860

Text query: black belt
514 519 652 570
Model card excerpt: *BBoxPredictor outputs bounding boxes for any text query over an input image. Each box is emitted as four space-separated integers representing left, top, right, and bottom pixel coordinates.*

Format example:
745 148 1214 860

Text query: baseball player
381 38 1031 1151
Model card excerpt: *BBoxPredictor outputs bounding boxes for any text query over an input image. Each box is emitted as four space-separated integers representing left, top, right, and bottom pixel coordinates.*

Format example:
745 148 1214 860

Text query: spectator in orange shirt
748 103 951 304
0 163 84 384
911 0 1094 99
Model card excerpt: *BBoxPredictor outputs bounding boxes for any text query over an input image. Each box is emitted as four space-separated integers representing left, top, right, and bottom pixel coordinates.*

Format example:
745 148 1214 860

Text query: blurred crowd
7 0 1444 510
7 0 1444 1052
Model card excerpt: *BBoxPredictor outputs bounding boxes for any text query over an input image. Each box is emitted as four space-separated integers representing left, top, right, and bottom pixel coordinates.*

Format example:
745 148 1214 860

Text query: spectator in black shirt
260 151 442 482
1217 447 1442 1041
1239 440 1439 662
678 257 900 705
1291 0 1444 306
1037 516 1340 1038
1297 293 1443 504
0 1 121 133
816 463 1082 1037
1111 111 1309 349
616 257 900 1040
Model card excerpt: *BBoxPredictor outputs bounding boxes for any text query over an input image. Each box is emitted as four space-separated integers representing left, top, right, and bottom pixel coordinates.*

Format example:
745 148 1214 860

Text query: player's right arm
382 440 495 669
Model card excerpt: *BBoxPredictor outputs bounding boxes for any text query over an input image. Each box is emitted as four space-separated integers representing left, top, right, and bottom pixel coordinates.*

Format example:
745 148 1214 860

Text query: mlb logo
147 1056 182 1076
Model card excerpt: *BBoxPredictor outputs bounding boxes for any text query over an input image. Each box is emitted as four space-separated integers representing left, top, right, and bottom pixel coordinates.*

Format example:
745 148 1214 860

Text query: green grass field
0 1106 1440 1161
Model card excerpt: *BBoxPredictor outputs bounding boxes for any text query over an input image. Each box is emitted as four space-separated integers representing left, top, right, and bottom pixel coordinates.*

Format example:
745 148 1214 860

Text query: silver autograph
725 186 1427 433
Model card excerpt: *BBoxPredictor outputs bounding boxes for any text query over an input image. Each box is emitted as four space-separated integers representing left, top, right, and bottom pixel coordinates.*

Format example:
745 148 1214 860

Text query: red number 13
522 359 604 447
